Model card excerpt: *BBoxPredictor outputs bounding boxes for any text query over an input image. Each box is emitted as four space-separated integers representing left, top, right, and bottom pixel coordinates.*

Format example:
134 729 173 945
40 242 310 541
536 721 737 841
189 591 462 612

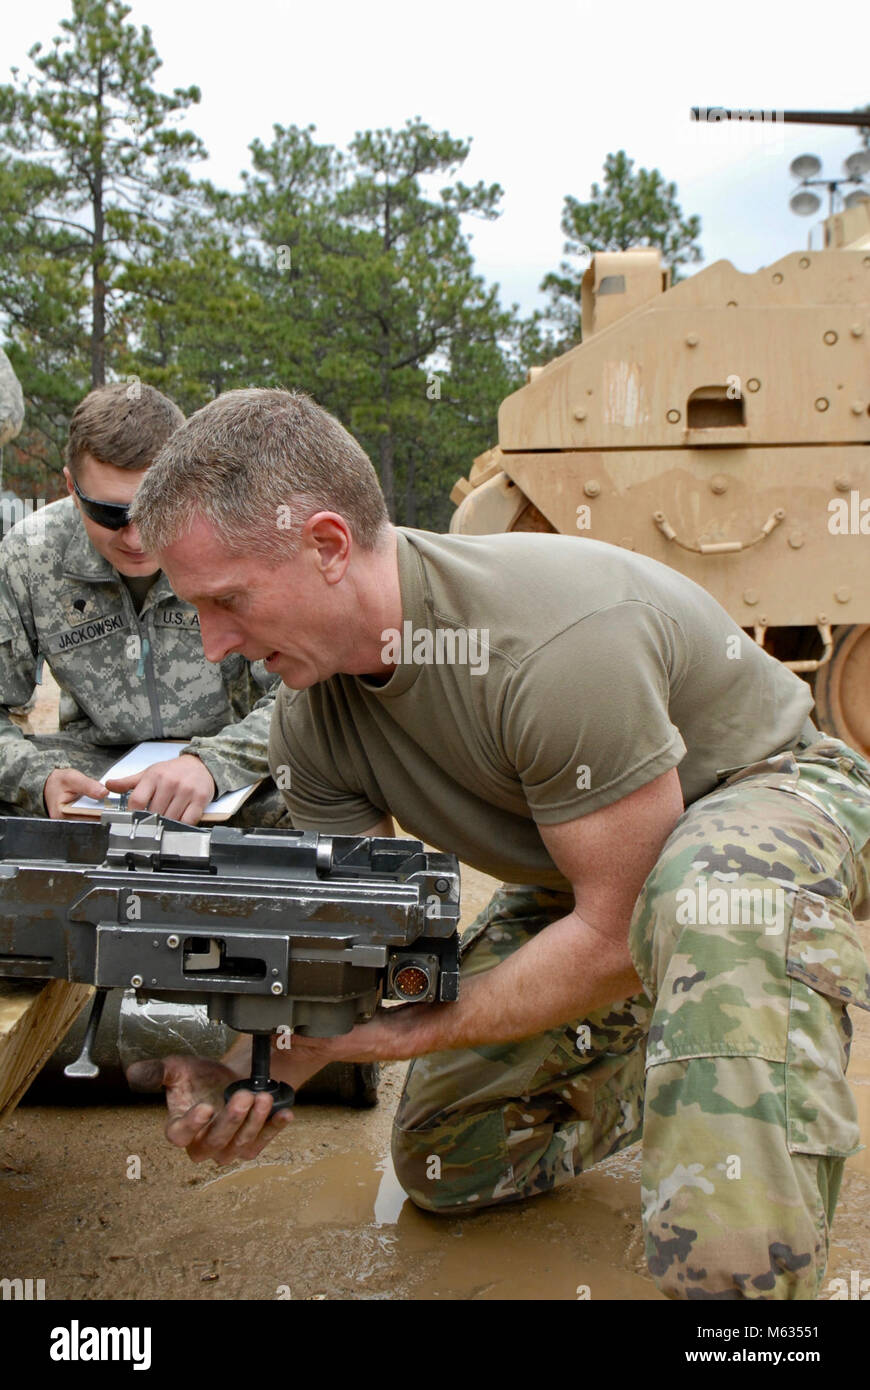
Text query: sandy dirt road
1 675 868 1300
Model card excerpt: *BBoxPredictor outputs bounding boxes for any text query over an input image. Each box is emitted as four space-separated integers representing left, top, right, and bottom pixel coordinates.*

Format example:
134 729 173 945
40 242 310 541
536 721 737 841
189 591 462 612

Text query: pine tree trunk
404 451 416 527
90 63 106 387
378 428 395 520
378 359 395 519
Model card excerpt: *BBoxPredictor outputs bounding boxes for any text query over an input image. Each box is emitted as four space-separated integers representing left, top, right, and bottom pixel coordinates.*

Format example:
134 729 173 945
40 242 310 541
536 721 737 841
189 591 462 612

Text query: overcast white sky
5 0 870 317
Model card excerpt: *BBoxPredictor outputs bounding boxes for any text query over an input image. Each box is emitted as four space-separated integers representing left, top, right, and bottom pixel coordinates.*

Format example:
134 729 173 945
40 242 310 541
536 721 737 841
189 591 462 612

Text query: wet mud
1 677 868 1300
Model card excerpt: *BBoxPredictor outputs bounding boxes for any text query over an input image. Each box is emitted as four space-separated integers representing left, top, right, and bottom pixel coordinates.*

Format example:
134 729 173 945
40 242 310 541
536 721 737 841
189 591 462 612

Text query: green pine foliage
541 150 703 350
0 4 704 529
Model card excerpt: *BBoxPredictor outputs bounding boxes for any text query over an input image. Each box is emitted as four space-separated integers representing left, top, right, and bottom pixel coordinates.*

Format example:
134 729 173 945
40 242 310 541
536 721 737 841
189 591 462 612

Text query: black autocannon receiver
0 809 461 1113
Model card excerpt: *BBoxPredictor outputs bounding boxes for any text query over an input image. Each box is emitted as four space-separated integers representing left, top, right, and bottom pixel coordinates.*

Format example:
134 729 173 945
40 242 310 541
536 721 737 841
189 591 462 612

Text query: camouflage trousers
391 733 870 1299
0 732 294 828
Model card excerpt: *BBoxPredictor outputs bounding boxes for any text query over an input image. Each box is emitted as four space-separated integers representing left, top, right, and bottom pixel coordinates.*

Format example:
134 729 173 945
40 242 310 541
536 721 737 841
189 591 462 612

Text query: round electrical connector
393 964 431 999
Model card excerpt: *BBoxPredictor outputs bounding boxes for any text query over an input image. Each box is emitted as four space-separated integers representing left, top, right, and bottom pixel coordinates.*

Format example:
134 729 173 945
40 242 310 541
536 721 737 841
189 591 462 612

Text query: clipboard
60 741 263 823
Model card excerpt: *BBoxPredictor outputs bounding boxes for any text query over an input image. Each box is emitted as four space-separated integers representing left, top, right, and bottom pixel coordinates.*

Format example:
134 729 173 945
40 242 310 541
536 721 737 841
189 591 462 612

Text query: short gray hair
130 388 390 561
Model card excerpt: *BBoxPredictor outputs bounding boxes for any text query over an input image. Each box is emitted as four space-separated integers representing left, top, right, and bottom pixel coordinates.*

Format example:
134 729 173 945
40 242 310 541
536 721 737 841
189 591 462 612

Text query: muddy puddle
0 1067 665 1301
3 976 867 1302
1 871 869 1302
196 1144 663 1300
1 678 869 1300
2 985 870 1305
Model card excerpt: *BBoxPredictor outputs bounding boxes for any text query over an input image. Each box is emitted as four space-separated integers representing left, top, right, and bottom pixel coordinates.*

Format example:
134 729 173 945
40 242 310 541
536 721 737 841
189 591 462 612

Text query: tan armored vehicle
450 198 870 755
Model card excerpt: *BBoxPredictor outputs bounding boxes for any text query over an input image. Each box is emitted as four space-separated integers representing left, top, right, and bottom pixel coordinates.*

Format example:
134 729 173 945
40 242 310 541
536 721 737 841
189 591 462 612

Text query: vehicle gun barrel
690 107 870 127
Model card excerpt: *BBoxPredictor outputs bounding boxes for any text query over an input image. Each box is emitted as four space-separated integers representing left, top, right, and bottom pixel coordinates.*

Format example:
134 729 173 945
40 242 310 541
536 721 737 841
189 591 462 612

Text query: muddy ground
1 676 868 1301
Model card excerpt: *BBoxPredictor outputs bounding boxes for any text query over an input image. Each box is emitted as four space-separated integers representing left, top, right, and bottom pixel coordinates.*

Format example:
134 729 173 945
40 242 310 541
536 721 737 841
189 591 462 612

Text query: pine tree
541 150 702 348
0 0 205 467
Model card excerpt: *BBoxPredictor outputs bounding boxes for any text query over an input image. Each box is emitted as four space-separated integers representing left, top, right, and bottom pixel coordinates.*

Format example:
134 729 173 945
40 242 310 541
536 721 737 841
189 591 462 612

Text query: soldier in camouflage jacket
0 384 287 825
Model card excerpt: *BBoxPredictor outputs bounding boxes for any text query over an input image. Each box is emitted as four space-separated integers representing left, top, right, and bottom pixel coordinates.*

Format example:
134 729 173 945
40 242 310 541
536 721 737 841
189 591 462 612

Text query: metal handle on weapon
63 987 109 1079
223 1032 295 1114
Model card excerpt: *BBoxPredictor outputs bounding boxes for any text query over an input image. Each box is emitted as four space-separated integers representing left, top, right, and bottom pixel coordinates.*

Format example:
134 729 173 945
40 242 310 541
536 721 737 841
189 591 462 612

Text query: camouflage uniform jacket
0 497 280 813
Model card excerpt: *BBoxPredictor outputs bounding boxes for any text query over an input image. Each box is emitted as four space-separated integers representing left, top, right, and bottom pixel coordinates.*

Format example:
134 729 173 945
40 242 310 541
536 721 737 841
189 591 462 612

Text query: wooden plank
0 980 94 1126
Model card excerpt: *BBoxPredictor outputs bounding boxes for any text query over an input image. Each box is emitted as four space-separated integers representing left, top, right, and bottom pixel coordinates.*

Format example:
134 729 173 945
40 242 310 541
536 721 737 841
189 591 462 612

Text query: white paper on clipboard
67 741 260 820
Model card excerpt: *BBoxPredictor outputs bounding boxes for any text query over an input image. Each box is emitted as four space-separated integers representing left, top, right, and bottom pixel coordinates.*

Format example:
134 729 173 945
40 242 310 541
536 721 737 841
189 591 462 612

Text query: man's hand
125 1055 294 1165
105 754 216 824
44 767 109 818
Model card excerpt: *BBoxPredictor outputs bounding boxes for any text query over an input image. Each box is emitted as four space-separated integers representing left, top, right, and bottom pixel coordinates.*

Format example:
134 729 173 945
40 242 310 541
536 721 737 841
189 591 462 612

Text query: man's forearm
270 910 644 1079
0 715 63 814
180 696 276 796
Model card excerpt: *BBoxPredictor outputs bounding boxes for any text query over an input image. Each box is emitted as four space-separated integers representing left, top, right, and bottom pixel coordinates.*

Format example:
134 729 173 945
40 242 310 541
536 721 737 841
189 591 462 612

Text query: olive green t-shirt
122 571 158 615
268 529 814 889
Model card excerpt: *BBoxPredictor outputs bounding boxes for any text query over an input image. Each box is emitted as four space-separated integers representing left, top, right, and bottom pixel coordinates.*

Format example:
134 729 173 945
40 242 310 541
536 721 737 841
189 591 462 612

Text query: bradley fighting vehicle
450 113 870 756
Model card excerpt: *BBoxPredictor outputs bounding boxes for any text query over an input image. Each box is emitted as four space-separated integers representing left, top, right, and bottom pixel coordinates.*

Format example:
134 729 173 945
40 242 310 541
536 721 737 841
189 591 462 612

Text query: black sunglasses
73 478 133 531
